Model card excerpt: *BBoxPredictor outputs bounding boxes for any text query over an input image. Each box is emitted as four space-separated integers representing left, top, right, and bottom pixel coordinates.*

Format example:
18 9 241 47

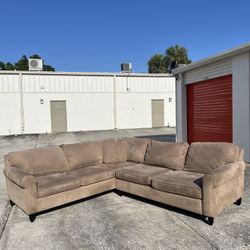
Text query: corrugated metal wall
184 59 232 84
0 72 176 135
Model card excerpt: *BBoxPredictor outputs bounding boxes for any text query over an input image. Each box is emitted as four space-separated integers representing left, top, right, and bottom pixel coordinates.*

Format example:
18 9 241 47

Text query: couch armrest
203 161 245 188
3 166 36 189
202 161 245 218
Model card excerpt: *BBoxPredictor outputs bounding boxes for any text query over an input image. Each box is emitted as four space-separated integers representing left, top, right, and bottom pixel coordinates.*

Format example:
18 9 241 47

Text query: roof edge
172 42 250 74
0 70 172 77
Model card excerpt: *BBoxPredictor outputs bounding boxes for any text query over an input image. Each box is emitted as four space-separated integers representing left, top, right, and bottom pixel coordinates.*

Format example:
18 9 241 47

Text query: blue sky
1 0 250 72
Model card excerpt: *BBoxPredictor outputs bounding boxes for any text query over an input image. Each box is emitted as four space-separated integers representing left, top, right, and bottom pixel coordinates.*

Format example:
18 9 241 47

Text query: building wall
176 52 250 162
0 72 175 135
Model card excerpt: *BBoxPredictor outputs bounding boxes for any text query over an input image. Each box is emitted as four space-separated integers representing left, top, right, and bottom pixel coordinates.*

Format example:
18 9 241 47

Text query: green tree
147 54 167 73
165 45 191 71
0 61 5 70
15 55 29 70
0 54 55 71
147 45 191 73
5 62 15 70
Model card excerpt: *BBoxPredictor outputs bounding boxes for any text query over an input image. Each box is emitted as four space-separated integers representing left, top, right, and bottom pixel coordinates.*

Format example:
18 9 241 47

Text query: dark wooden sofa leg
29 214 36 222
234 198 242 206
9 200 15 207
115 190 123 196
203 216 214 226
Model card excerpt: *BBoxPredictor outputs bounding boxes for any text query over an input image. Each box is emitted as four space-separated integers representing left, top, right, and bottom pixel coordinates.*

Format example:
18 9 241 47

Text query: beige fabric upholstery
126 138 150 163
36 173 80 198
202 161 245 217
67 166 114 186
116 179 202 215
103 138 127 163
115 164 170 185
184 142 242 174
151 171 203 199
97 162 138 171
7 147 69 175
144 140 189 170
61 141 103 169
3 166 36 188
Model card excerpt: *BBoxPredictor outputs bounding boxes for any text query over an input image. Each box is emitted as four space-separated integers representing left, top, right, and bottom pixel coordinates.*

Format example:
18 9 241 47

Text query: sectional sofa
3 138 245 225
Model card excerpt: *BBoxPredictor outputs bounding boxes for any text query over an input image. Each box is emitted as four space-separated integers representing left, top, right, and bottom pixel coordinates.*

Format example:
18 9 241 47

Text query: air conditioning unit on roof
28 58 43 71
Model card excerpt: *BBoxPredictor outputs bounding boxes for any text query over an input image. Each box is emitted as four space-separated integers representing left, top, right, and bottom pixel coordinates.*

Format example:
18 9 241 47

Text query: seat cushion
115 164 171 186
103 138 127 164
126 138 150 163
184 142 242 174
61 141 103 169
97 162 138 171
144 140 189 170
151 171 204 199
68 166 114 186
36 173 80 198
8 147 70 175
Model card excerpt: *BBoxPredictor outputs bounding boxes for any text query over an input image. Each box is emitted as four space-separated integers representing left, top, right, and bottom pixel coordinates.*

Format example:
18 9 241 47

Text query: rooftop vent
121 63 132 73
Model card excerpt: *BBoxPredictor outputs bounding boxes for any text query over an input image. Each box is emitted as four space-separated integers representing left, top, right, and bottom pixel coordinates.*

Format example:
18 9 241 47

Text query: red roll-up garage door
187 74 232 143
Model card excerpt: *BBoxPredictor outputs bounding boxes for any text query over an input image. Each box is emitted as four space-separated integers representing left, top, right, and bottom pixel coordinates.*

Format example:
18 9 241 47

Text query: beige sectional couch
3 138 245 225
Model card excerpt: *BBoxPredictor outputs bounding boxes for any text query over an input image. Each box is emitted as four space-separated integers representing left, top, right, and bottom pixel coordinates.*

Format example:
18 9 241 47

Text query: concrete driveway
0 128 249 250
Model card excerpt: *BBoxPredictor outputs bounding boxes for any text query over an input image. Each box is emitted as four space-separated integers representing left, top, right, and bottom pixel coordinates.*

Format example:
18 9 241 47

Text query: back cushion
8 147 69 175
184 142 242 174
144 140 189 170
126 138 150 163
103 138 127 164
61 141 103 169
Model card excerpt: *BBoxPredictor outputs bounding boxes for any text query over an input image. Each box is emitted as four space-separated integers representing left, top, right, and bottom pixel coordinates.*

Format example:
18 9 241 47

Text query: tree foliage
0 54 55 71
148 45 191 73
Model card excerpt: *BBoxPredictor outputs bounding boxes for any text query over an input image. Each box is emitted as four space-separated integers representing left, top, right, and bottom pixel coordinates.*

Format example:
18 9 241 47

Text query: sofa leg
29 214 36 222
234 198 242 206
203 216 214 226
9 200 15 207
115 190 123 197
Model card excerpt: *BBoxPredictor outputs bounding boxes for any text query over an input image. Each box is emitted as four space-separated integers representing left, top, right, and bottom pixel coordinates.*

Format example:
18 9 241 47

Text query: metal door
187 74 232 143
50 101 67 132
152 99 164 127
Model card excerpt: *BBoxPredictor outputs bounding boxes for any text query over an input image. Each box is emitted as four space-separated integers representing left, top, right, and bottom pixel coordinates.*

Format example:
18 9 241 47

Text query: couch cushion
8 147 70 175
61 141 103 169
98 162 138 171
151 171 203 199
36 173 80 198
126 138 150 163
103 138 127 164
144 140 189 170
115 164 171 186
184 142 241 174
68 166 114 186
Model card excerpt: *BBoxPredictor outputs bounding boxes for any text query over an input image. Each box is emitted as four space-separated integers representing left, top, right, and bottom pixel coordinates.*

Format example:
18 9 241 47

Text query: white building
172 42 250 162
0 71 176 136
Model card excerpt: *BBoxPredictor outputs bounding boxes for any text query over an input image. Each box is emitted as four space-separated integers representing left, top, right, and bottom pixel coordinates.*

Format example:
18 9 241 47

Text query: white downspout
18 72 25 133
113 74 117 129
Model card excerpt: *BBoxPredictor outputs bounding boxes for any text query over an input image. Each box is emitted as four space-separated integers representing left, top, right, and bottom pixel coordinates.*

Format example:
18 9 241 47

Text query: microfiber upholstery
7 147 70 175
36 173 80 198
67 166 114 186
97 162 138 172
184 142 242 174
61 141 103 169
151 171 204 199
144 140 189 170
103 138 127 164
126 138 150 163
115 164 171 185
